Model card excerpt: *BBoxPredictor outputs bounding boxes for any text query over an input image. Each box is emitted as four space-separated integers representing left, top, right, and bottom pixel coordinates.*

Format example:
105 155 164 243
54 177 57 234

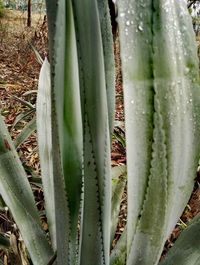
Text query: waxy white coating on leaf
0 115 53 265
117 0 200 264
37 58 56 250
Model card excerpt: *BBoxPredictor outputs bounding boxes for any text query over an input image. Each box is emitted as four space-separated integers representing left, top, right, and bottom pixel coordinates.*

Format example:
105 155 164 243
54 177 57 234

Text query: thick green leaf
153 0 200 238
160 213 200 265
72 0 112 264
14 116 36 148
36 58 56 250
118 0 200 264
47 0 83 263
0 115 53 265
126 100 168 265
117 0 155 257
97 0 115 134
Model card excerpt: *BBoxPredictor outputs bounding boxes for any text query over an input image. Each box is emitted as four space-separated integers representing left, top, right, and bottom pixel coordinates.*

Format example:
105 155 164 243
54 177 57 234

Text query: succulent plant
0 0 199 264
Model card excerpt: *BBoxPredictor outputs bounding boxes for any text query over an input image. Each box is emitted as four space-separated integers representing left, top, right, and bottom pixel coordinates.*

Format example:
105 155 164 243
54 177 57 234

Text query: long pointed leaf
117 0 154 256
14 116 36 148
36 58 56 250
46 0 83 263
0 115 53 265
54 0 83 262
29 43 44 65
153 0 200 237
118 0 200 264
126 99 168 265
12 109 35 129
72 0 112 264
160 213 200 265
97 0 115 134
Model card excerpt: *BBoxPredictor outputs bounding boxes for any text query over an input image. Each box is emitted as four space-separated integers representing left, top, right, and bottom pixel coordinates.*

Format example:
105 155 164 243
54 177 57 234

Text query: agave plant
0 0 200 264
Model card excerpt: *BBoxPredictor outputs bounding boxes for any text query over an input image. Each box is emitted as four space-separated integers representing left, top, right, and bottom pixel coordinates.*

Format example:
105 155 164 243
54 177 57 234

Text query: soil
0 10 48 263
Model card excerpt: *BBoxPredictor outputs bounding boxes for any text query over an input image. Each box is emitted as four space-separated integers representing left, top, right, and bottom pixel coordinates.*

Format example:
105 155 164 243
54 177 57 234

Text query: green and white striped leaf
0 115 53 265
153 0 200 238
46 0 84 263
72 0 112 264
126 99 168 265
36 58 56 250
55 0 83 262
118 0 155 258
46 0 71 261
118 0 200 264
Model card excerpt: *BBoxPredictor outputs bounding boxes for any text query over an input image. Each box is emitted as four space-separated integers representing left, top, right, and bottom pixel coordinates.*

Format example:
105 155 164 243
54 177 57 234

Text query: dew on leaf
138 22 144 32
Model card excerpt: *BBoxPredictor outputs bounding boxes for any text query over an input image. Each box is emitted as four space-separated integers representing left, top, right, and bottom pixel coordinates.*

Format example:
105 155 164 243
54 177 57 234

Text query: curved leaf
160 213 200 265
14 116 36 148
29 43 44 65
0 115 53 265
12 109 35 129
